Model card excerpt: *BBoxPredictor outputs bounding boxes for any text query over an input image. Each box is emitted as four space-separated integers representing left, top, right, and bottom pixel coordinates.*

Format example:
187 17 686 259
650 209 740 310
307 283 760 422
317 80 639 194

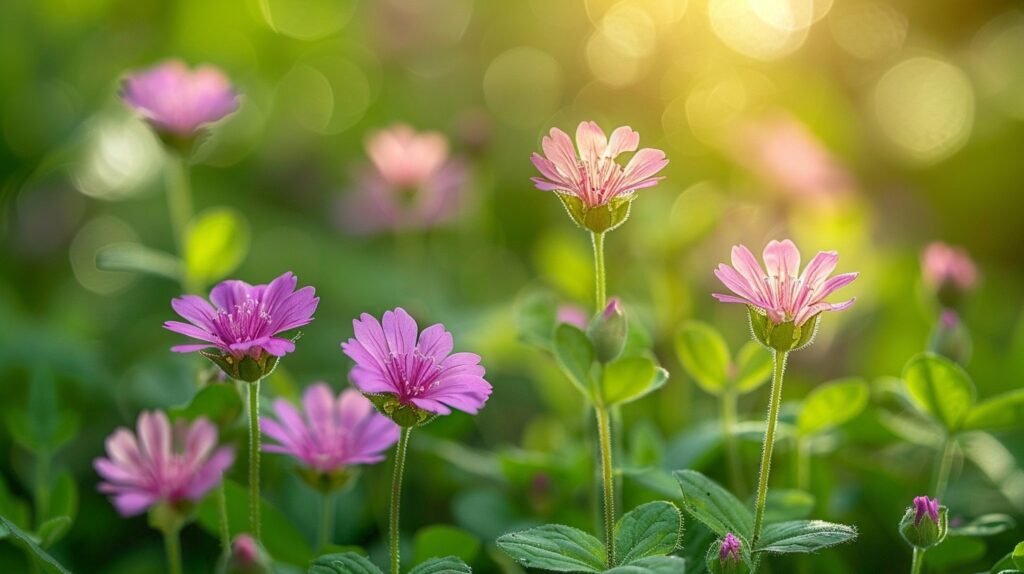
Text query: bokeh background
2 0 1023 572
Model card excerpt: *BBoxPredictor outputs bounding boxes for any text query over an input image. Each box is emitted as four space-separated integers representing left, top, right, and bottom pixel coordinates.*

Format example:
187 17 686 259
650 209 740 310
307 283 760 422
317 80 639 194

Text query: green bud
147 500 190 535
747 307 820 352
588 298 627 363
556 193 633 234
364 392 437 428
928 309 971 365
899 498 948 549
217 534 273 574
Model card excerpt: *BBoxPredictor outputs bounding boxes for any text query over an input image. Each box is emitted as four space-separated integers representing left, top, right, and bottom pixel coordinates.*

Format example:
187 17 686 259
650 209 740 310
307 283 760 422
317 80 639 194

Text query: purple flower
94 411 234 516
341 308 492 423
121 60 239 139
913 496 940 526
262 384 400 474
720 533 742 562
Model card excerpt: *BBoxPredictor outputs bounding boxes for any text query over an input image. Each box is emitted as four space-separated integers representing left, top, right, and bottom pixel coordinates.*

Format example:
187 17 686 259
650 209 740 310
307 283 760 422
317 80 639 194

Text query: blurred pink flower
262 384 400 473
94 411 234 516
557 304 589 330
121 60 238 139
713 239 858 326
337 124 469 234
341 307 492 416
530 121 668 209
921 242 977 292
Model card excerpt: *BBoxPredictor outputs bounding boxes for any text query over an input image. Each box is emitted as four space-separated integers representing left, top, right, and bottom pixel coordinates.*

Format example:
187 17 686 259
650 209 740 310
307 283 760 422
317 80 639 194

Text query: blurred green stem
163 526 183 574
318 491 335 550
390 427 412 574
721 391 744 494
248 380 262 542
595 405 615 567
34 450 50 528
932 436 955 500
592 231 606 312
215 484 230 553
752 350 788 548
166 153 193 261
910 547 925 574
795 436 810 492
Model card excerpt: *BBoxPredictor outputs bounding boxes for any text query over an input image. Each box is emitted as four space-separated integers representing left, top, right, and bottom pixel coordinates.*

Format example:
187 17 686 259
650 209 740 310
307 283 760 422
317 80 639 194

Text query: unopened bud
899 496 947 549
218 534 272 574
707 533 750 574
588 298 627 363
928 309 971 365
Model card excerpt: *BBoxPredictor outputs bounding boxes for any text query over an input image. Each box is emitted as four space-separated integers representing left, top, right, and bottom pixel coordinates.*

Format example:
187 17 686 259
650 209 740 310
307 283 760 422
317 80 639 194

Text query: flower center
385 350 443 402
213 297 272 344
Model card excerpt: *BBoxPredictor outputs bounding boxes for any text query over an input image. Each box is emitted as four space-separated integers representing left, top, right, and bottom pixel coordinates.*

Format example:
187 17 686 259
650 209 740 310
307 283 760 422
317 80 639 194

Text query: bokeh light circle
970 10 1024 120
258 0 357 41
279 57 372 135
709 0 809 60
72 115 162 201
69 216 139 295
829 2 908 61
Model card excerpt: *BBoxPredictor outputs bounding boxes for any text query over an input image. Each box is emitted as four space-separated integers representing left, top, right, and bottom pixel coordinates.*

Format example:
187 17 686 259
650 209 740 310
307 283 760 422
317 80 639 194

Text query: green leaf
673 470 753 542
517 290 560 350
614 501 683 565
964 389 1024 431
903 353 976 432
168 383 243 428
755 520 857 553
797 378 869 436
0 514 72 574
675 321 730 394
36 516 71 548
762 489 815 522
1015 540 1024 569
184 207 250 289
308 552 384 574
497 524 606 572
413 525 481 565
95 242 182 280
0 475 30 531
605 555 687 573
407 556 473 574
602 357 668 406
553 324 596 399
949 514 1016 537
734 341 772 393
6 368 79 453
924 535 985 568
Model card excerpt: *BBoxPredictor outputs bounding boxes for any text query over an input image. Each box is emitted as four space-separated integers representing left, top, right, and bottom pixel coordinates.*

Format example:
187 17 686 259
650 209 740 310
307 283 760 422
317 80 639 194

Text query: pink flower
94 411 234 516
164 271 318 360
262 384 400 474
913 496 940 526
530 121 668 209
921 242 977 293
341 308 492 417
557 304 589 330
713 239 858 326
719 532 742 563
121 60 238 139
337 124 468 234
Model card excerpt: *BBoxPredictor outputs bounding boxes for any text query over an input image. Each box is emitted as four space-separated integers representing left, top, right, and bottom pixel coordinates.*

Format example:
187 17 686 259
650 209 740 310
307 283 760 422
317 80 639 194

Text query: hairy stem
591 231 607 313
595 405 616 567
248 380 262 541
752 350 788 548
390 427 412 574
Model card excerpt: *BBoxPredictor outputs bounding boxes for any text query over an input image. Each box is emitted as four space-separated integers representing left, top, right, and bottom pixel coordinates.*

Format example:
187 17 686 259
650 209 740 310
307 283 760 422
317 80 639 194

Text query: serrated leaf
96 242 181 280
903 353 975 432
797 378 869 436
602 357 667 406
734 341 772 393
0 514 71 574
605 555 687 573
949 514 1016 537
184 207 250 289
614 501 683 565
168 383 243 428
553 324 596 399
755 520 857 553
413 525 480 565
673 470 753 542
408 556 473 574
497 524 606 572
675 322 730 394
964 389 1024 432
308 552 384 574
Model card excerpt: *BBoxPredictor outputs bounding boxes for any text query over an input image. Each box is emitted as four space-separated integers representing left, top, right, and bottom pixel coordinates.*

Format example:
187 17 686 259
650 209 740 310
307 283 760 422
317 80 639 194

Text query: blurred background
1 0 1023 572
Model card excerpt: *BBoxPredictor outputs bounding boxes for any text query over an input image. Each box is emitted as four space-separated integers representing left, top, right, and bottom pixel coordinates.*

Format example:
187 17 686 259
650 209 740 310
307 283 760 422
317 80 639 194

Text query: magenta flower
719 533 742 562
262 384 400 475
531 121 668 210
913 496 940 526
713 239 858 327
94 411 234 516
341 308 491 425
337 124 469 234
922 242 978 293
121 60 239 139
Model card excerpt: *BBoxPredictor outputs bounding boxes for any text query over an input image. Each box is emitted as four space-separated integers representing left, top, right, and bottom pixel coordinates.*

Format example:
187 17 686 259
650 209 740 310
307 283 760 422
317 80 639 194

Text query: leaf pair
674 321 771 397
309 553 470 574
554 324 668 407
496 501 685 572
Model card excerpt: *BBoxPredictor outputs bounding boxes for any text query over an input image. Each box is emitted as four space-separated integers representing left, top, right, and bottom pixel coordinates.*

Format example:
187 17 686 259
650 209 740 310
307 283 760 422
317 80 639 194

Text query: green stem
591 231 607 313
910 547 925 574
722 391 744 495
165 153 193 264
248 380 262 542
318 491 335 550
932 436 955 500
216 483 230 553
752 350 788 549
795 437 810 492
390 427 412 574
34 451 51 529
595 405 616 567
163 527 183 574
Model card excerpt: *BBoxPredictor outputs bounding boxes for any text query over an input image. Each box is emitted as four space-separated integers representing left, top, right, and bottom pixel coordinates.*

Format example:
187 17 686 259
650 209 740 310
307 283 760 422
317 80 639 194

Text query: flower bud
928 309 972 365
707 533 750 574
899 496 948 549
921 242 977 310
218 534 273 574
557 193 633 234
588 298 628 363
747 307 820 352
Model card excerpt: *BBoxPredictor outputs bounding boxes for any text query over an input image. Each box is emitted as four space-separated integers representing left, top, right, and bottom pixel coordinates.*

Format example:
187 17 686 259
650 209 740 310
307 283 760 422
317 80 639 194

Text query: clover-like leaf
964 389 1024 432
497 524 606 572
184 206 250 289
605 555 687 573
949 514 1016 537
554 324 596 400
408 556 473 574
903 353 976 432
614 501 683 565
673 470 753 543
797 378 869 436
602 357 668 407
734 341 772 393
754 520 857 554
308 552 383 574
675 321 730 394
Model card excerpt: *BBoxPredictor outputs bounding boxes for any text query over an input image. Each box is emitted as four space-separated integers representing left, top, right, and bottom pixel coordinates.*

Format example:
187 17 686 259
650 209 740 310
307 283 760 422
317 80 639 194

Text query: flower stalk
595 405 616 567
390 427 412 574
721 390 744 494
752 350 788 547
165 152 193 261
910 547 924 574
592 231 607 312
248 380 262 542
932 437 956 500
318 492 335 550
163 525 183 574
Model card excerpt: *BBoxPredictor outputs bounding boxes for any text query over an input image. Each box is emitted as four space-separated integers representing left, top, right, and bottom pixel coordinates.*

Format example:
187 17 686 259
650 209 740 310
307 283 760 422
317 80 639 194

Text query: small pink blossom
341 308 492 416
719 532 742 562
121 60 238 139
94 411 234 516
713 239 858 326
913 496 940 526
921 242 977 293
530 121 668 209
262 384 400 474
